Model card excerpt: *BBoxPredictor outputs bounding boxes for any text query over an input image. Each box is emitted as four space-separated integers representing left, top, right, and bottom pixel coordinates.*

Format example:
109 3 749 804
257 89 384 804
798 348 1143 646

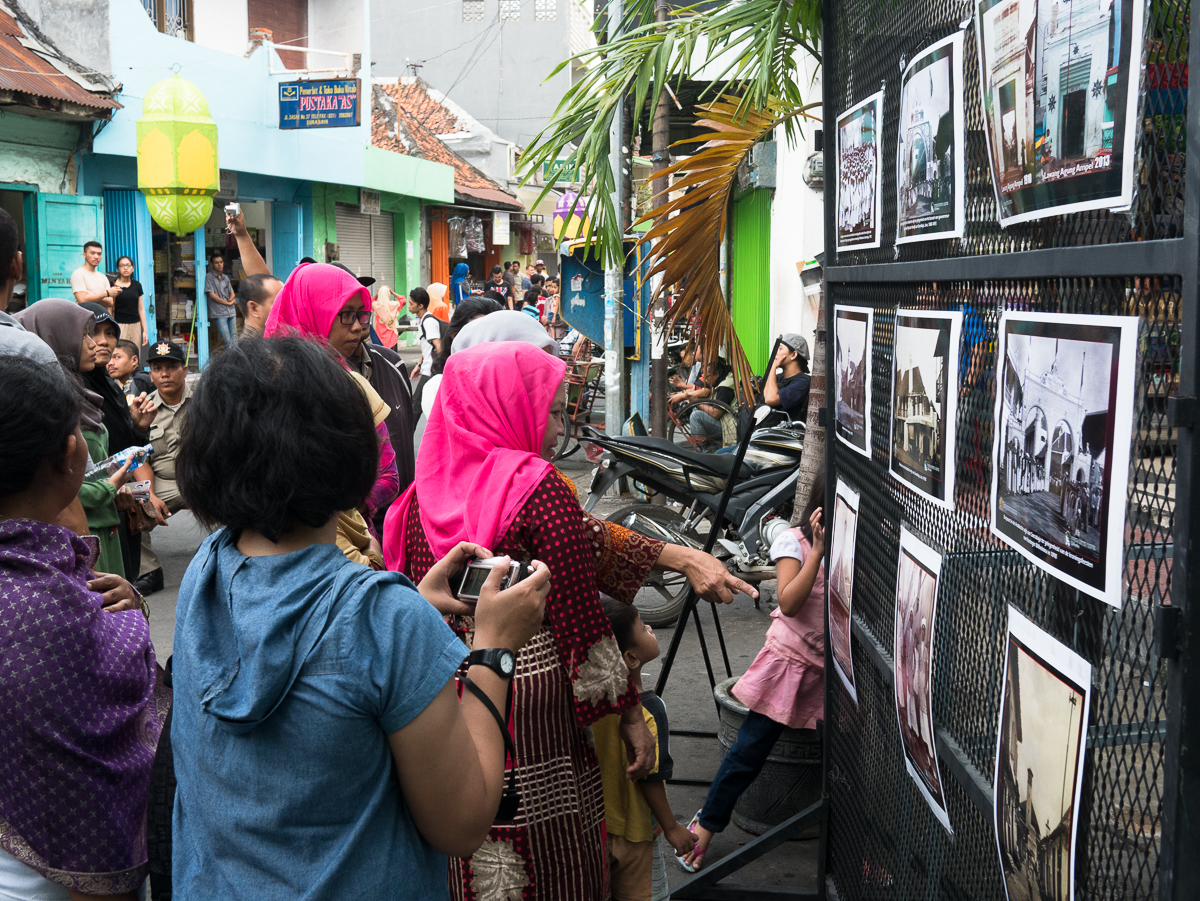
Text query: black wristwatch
467 648 516 680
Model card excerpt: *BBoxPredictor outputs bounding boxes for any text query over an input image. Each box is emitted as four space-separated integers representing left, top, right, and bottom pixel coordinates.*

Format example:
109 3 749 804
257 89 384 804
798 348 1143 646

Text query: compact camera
224 202 241 216
456 557 531 602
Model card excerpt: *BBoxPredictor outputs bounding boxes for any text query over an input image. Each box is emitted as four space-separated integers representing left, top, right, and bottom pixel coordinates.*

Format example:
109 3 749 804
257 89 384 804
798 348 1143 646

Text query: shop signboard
279 79 361 129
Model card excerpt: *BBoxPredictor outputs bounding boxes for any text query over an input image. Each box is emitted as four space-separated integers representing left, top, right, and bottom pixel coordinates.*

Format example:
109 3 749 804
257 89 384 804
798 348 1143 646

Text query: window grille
500 0 521 21
535 0 556 21
462 0 484 22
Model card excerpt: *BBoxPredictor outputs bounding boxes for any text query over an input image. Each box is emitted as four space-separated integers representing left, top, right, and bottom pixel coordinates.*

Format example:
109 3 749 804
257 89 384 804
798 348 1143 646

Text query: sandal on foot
676 810 709 873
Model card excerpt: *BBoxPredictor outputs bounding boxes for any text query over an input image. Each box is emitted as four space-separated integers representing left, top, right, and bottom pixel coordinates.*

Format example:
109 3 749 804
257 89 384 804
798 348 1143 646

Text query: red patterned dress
399 471 663 901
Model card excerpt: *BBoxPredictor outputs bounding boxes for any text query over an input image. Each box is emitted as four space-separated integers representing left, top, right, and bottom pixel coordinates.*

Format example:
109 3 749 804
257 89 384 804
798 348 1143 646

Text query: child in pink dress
679 468 825 872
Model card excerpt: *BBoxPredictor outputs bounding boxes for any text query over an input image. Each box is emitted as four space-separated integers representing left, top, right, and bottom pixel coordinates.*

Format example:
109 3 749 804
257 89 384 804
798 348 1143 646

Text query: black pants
698 709 785 833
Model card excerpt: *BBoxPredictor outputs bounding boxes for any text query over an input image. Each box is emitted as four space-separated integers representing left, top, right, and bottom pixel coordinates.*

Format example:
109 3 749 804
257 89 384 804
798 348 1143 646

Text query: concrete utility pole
603 0 625 437
649 0 670 438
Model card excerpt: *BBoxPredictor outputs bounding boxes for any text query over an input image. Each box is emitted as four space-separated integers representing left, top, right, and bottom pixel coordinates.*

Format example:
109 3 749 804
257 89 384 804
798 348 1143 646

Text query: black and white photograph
889 309 962 508
994 606 1091 901
896 32 966 243
990 312 1137 608
893 527 951 834
829 479 860 705
837 91 884 251
834 305 873 456
975 0 1145 226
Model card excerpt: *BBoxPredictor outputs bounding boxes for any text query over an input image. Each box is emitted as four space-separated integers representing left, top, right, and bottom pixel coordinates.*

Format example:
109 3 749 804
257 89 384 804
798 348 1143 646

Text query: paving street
998 488 1101 558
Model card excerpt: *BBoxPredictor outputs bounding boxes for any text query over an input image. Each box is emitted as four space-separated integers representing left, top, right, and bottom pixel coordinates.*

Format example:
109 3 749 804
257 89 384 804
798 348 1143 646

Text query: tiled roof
372 82 522 211
0 4 119 112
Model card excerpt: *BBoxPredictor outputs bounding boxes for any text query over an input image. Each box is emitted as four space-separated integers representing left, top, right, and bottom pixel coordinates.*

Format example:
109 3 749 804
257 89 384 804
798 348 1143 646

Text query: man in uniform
134 341 193 596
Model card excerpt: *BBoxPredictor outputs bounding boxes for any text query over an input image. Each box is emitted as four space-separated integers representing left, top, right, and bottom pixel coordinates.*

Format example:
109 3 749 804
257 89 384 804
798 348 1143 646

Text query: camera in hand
456 557 531 602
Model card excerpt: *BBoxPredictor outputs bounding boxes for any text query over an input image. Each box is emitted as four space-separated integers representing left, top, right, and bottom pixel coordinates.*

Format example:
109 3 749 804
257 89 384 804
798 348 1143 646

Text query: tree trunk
791 281 826 523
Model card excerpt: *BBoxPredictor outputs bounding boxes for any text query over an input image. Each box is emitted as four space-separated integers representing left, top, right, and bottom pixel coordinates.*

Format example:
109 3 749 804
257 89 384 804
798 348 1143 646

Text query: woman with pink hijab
263 263 399 547
383 342 658 901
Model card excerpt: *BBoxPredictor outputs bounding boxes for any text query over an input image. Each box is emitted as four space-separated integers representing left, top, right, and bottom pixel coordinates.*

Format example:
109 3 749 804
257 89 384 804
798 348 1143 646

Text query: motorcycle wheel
606 503 708 627
666 399 738 450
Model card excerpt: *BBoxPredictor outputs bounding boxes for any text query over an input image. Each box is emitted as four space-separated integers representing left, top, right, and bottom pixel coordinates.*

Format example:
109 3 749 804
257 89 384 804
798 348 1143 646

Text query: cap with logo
150 341 186 363
779 333 810 362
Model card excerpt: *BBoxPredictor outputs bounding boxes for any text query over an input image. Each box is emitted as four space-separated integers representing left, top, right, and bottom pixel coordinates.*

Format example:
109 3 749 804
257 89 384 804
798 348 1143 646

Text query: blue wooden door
36 193 104 302
272 201 302 281
103 190 157 345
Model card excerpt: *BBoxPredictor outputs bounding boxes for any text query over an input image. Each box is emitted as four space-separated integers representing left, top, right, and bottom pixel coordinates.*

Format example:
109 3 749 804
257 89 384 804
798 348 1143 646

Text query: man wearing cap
134 340 193 595
764 333 812 423
535 259 546 276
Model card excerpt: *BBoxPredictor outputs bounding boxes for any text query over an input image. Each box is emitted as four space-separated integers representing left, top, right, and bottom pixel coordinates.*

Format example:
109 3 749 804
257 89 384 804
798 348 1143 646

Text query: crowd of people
0 200 830 901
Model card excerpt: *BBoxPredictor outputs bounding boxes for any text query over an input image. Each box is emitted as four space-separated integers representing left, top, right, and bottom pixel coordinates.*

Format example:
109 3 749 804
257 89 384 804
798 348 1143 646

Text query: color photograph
834 305 873 456
889 309 962 508
994 606 1092 901
829 479 860 705
990 312 1137 607
896 32 965 243
893 527 951 834
837 91 884 251
975 0 1145 225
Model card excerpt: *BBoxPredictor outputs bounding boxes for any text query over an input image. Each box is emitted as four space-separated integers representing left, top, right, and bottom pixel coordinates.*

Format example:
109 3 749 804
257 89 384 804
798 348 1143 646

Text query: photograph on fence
896 31 966 243
893 526 951 834
975 0 1145 226
990 312 1137 608
837 91 884 251
829 479 861 705
994 605 1092 901
889 309 962 508
834 305 874 456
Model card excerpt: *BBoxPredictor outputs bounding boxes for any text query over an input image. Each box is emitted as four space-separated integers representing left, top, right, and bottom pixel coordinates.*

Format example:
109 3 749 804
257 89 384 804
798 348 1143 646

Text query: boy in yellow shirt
596 599 696 900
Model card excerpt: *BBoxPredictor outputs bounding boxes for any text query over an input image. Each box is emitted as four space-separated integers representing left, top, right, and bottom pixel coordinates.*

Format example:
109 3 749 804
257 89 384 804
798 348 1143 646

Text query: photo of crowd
837 92 884 251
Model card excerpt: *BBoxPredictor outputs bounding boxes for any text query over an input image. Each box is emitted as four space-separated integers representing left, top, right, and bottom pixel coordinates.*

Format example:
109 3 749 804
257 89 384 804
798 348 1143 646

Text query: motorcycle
582 419 805 626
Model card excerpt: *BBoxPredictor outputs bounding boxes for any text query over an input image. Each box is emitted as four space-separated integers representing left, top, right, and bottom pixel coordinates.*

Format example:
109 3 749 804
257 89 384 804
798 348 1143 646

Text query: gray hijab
453 309 558 355
13 299 105 432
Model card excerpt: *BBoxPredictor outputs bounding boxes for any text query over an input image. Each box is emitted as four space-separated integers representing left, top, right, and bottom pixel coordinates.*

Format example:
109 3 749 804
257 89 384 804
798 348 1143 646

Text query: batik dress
400 472 664 901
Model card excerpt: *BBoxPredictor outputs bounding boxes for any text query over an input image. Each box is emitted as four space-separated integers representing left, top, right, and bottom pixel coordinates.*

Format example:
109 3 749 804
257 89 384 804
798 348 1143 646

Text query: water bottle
84 444 154 481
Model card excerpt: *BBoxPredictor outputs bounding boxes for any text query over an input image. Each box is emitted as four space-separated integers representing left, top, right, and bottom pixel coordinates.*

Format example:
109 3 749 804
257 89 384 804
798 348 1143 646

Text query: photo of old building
978 0 1037 191
835 306 872 455
829 480 861 704
995 609 1090 901
889 310 961 507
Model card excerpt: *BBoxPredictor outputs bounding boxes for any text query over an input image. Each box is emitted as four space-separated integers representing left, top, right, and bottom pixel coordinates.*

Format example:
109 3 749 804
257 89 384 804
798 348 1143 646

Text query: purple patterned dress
0 518 166 895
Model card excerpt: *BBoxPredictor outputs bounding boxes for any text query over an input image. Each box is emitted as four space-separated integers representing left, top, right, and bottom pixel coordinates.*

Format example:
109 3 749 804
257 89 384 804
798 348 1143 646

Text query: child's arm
638 781 696 856
776 509 825 618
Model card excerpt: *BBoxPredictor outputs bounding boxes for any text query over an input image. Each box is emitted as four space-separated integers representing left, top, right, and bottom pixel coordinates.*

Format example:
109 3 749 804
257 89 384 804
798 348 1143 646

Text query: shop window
535 0 556 20
463 0 484 22
143 0 193 41
500 0 520 21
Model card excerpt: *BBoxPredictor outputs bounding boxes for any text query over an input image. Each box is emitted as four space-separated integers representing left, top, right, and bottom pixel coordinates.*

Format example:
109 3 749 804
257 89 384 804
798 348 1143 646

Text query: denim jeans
698 709 785 833
688 407 724 444
211 315 237 348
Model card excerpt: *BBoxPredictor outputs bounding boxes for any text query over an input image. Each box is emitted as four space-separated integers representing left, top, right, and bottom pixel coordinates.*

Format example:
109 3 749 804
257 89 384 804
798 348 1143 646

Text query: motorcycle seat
603 435 755 479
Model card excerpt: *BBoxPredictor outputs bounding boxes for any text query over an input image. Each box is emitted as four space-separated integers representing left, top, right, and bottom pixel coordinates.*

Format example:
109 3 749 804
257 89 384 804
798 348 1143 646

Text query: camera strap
462 675 520 821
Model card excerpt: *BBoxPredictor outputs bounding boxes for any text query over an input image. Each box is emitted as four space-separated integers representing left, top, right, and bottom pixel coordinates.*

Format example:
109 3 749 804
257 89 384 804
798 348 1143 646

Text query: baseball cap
331 262 376 288
149 340 186 364
535 259 545 266
79 301 118 332
779 333 809 362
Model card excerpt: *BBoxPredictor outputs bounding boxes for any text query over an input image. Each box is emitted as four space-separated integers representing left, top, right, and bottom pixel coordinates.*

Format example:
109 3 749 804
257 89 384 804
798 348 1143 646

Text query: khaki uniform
139 381 194 576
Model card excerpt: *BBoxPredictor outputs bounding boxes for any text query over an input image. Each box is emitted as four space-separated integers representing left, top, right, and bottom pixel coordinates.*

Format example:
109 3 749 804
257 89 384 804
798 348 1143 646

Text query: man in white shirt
71 240 119 313
408 286 441 420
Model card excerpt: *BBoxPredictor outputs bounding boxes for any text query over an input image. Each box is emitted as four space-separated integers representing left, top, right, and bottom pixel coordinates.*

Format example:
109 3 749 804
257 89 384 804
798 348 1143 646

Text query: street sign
278 79 361 129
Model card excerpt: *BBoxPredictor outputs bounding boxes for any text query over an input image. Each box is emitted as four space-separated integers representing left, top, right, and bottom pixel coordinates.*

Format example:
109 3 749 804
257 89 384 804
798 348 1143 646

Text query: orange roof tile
372 82 522 211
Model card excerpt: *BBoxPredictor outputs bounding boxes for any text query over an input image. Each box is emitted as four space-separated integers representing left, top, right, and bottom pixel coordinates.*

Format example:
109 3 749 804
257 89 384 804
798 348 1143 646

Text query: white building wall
769 59 824 356
308 0 366 66
192 0 249 57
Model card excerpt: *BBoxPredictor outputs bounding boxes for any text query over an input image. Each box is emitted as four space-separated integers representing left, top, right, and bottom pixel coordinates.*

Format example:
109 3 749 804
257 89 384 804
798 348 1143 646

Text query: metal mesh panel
823 0 1185 898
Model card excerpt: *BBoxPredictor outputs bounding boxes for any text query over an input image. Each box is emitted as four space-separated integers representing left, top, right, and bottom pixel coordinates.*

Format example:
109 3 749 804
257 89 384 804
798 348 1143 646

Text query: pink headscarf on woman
383 342 566 571
263 262 372 346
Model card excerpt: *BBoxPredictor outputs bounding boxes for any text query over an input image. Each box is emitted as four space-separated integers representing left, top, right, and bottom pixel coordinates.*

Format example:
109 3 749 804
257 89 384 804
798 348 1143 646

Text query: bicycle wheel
607 503 708 627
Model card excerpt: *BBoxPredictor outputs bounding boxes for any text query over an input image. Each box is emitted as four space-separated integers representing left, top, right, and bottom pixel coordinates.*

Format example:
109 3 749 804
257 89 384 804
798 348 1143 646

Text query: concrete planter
715 676 822 836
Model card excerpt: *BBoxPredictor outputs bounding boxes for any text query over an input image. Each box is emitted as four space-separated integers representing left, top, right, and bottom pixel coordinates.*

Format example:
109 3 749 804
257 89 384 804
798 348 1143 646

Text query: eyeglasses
336 309 372 327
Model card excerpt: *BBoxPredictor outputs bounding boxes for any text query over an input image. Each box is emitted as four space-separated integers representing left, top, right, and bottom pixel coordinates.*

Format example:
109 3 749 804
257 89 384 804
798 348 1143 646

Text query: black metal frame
820 1 1198 898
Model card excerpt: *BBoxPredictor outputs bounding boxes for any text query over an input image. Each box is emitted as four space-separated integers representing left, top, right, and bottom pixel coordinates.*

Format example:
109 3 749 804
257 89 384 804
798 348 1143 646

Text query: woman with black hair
169 337 550 899
14 299 135 577
0 355 163 899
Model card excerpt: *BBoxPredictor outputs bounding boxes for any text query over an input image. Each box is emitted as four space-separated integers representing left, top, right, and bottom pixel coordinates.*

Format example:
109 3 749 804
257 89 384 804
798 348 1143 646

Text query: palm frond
634 95 819 407
516 0 821 268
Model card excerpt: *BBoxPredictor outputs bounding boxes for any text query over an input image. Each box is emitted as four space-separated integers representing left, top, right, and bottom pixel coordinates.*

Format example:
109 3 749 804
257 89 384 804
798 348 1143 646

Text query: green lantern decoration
136 74 219 236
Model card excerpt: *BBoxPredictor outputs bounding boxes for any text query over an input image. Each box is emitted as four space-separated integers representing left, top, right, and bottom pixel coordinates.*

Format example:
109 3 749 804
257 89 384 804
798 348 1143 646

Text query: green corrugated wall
730 188 772 372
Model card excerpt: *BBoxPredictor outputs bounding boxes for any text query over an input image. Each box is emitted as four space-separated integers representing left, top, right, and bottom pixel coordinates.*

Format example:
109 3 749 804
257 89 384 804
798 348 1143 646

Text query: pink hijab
263 262 372 344
384 342 566 571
